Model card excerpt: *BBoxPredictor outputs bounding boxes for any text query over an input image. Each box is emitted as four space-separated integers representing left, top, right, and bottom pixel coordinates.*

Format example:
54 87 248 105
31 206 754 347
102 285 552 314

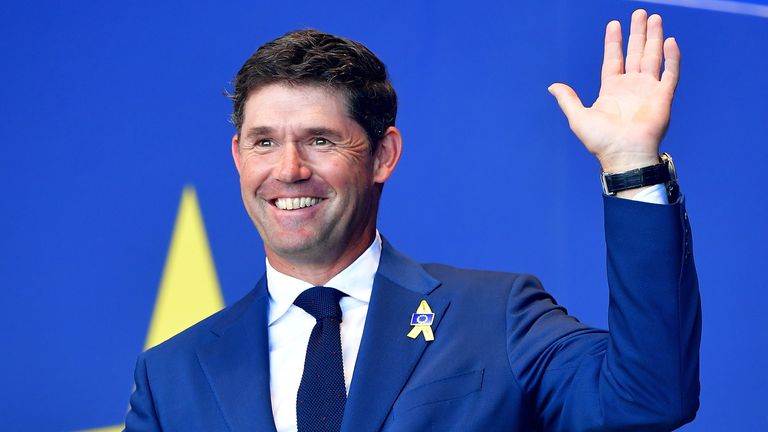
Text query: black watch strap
601 153 678 198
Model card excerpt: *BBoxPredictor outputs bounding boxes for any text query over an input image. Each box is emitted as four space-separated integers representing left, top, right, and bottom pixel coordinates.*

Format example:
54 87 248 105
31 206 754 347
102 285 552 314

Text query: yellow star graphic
81 186 225 431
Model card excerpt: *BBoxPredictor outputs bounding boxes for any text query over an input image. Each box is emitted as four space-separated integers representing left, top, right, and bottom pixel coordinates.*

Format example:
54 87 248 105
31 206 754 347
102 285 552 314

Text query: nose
275 143 311 183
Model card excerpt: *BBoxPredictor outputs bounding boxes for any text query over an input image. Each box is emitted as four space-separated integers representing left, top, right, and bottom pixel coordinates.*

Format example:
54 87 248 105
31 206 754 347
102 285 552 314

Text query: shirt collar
266 231 382 325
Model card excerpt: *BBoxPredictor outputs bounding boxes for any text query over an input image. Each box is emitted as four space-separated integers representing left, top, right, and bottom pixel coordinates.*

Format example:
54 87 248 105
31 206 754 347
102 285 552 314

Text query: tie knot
294 286 345 321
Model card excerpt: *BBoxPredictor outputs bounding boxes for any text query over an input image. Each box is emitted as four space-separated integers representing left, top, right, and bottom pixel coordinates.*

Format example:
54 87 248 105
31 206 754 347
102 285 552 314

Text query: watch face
600 173 613 195
661 153 677 181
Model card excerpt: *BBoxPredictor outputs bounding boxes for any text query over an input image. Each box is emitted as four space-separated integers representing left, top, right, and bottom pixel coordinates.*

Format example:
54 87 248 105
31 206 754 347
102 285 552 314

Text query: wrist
600 153 679 202
598 152 660 173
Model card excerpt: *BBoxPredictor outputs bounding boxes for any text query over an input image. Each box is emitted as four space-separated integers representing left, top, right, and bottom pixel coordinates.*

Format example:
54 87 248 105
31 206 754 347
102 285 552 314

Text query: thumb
548 83 585 126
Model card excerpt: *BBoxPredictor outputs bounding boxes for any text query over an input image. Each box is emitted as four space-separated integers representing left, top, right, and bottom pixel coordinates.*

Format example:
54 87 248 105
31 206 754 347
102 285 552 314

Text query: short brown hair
229 29 397 151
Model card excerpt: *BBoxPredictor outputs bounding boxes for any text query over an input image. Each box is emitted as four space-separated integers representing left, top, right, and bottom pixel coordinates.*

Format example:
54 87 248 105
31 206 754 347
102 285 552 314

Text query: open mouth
273 197 324 210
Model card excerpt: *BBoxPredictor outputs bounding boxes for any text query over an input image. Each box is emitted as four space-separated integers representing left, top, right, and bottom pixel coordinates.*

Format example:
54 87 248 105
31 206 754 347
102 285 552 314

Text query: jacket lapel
342 240 449 432
195 277 277 432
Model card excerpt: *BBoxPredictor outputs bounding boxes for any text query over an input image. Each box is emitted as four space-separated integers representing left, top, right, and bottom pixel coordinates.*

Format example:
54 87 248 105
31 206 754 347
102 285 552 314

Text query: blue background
1 0 766 430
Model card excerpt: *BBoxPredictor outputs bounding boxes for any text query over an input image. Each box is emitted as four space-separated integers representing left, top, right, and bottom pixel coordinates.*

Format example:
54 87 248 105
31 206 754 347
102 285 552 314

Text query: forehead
241 83 352 129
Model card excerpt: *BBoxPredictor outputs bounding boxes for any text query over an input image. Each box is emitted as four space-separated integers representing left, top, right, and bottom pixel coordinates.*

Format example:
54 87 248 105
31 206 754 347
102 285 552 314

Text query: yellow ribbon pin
407 300 435 341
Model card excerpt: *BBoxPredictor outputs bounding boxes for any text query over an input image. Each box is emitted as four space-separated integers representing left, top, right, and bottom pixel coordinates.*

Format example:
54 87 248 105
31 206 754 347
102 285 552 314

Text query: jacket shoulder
140 283 264 361
418 262 552 310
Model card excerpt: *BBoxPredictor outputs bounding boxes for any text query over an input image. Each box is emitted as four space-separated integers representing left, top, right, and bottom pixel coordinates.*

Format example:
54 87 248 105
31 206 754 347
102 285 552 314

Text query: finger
641 14 664 79
625 9 648 73
602 20 624 81
661 37 681 90
548 83 586 128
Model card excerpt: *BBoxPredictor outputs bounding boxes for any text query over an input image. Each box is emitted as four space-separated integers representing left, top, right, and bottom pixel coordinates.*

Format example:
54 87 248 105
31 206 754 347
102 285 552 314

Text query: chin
266 237 326 259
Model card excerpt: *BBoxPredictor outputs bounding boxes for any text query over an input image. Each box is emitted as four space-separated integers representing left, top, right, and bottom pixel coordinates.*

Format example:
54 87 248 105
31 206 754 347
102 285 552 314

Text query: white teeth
275 197 321 210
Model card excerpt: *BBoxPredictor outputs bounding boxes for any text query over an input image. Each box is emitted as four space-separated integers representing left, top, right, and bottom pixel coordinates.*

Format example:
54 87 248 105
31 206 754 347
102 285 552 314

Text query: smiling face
232 83 401 279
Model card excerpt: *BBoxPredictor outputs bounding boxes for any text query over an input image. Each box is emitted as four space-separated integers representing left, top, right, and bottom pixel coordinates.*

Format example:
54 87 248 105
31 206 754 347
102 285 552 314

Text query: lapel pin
407 300 435 341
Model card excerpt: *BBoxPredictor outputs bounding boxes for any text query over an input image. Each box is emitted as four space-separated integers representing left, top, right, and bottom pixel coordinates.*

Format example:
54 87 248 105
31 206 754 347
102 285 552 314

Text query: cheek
239 157 271 189
239 170 257 190
324 163 373 194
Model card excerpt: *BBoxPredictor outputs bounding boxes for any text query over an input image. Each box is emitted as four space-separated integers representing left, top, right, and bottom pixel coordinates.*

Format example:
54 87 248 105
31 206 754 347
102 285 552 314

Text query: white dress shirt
631 183 669 205
264 185 666 432
266 232 382 432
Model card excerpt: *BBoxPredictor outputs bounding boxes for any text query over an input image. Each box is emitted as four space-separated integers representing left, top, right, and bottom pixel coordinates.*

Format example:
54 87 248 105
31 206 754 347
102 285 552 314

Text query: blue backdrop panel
1 0 766 430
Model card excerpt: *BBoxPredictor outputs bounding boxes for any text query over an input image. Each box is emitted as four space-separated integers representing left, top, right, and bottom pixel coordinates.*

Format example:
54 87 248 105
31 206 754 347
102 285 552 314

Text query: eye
313 137 333 146
256 139 274 147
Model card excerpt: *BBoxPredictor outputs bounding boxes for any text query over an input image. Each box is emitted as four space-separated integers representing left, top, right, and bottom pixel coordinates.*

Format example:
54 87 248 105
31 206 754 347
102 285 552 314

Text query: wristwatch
601 152 679 201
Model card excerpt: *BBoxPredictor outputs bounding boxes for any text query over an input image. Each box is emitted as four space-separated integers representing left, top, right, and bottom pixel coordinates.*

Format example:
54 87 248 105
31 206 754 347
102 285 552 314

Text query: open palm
549 10 680 173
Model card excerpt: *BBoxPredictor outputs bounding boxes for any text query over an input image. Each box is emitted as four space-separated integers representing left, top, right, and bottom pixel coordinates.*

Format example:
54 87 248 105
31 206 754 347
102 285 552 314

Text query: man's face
232 84 391 268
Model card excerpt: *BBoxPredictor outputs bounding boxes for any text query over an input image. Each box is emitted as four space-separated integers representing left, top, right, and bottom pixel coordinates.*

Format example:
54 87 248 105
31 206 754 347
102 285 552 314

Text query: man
125 9 699 432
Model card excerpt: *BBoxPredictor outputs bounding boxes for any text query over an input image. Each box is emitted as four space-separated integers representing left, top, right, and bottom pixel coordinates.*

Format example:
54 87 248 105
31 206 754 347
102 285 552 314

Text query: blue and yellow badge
407 300 435 341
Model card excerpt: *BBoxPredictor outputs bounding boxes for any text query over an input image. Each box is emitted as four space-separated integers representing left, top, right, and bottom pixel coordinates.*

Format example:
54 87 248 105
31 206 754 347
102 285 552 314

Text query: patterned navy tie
294 286 347 432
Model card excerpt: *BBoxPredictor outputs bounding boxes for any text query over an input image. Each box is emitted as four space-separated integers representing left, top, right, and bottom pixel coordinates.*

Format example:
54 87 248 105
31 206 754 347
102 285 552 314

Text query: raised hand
548 9 680 173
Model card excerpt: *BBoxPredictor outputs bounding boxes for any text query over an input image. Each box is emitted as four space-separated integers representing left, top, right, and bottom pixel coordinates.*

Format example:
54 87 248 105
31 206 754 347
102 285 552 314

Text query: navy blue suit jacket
125 195 700 431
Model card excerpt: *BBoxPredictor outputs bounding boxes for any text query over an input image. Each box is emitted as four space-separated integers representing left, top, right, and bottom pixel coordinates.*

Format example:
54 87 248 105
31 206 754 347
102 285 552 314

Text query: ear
231 133 242 175
372 126 402 183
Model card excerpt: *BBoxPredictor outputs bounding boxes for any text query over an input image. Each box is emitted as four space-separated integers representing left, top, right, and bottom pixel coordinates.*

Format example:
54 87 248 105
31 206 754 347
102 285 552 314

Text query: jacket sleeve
124 354 163 432
506 195 700 431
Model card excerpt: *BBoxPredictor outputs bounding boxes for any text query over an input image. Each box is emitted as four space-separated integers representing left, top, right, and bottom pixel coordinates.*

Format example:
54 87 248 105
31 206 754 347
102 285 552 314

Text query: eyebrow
243 126 344 140
243 126 275 139
305 127 343 139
